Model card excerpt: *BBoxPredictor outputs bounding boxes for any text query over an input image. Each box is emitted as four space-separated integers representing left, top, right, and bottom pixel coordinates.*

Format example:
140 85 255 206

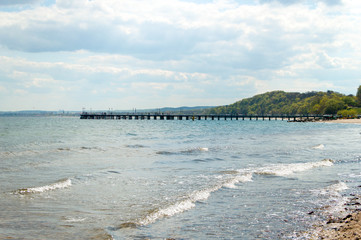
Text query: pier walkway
80 113 327 121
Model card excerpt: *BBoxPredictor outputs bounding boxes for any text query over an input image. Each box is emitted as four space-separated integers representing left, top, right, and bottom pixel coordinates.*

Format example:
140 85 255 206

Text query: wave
325 182 348 192
136 185 219 226
0 149 40 159
57 147 71 151
312 144 325 150
126 133 137 136
156 147 209 156
134 172 252 226
13 178 72 194
192 157 223 163
182 147 208 153
126 159 333 227
155 150 175 155
62 216 87 223
222 173 253 189
113 159 336 229
1 146 103 160
309 181 350 221
125 144 147 149
253 159 334 177
315 181 348 197
78 146 104 152
218 170 240 175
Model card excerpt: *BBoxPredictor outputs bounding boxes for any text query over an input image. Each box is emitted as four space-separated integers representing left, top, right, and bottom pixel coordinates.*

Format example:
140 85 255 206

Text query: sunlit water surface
0 117 360 239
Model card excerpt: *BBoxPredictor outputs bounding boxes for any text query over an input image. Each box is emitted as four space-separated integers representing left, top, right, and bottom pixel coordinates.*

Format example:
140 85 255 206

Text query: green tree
311 104 321 114
203 90 350 116
338 109 358 118
323 98 345 114
342 95 357 107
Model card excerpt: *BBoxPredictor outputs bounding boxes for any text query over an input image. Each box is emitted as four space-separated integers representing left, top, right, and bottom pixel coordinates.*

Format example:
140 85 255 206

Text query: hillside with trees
205 86 361 117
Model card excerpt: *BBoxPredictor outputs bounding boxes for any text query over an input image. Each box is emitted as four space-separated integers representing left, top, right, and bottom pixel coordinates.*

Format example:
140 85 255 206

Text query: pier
80 112 327 122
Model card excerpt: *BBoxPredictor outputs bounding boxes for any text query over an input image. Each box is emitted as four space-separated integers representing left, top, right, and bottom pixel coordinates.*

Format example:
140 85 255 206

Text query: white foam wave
199 147 209 151
182 147 209 154
254 159 334 176
137 173 252 225
138 200 195 225
311 182 350 220
15 179 72 194
63 217 86 223
326 182 348 192
137 160 334 226
222 173 253 189
318 182 348 196
312 144 325 149
137 185 219 226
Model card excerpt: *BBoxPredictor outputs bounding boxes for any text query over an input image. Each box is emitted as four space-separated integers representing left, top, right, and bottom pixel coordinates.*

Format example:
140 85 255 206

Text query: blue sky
0 0 360 111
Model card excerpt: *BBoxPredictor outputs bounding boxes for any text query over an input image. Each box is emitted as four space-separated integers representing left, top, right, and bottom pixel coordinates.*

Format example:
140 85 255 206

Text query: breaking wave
126 159 334 227
253 159 334 177
316 181 348 196
13 178 72 194
222 173 253 189
312 144 325 150
135 172 252 226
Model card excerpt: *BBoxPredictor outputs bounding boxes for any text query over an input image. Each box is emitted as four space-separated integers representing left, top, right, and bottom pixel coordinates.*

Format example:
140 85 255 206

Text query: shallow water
0 117 360 239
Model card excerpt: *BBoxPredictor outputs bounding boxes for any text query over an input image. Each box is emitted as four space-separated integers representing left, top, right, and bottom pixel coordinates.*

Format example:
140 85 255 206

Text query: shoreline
320 119 361 124
307 196 361 239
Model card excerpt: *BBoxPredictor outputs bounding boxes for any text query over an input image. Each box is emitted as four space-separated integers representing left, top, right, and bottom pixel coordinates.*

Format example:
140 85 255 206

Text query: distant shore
321 119 361 124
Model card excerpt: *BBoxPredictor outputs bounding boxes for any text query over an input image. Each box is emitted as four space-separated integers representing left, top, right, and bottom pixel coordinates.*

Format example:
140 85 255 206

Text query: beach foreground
310 196 361 240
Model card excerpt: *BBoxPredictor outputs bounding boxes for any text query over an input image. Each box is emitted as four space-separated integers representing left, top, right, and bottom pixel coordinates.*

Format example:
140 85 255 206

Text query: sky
0 0 360 111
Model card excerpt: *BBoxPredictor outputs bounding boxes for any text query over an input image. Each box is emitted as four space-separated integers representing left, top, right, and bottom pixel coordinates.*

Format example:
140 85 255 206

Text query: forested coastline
205 86 361 117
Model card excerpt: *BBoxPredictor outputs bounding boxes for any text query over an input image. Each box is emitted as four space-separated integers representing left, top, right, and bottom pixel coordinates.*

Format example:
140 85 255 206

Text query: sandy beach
321 119 361 124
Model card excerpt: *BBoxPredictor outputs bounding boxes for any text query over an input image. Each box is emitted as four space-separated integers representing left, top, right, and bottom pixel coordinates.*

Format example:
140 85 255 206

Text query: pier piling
80 113 324 122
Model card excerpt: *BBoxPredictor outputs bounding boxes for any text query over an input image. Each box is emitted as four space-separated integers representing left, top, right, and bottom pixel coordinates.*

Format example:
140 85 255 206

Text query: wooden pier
80 112 326 122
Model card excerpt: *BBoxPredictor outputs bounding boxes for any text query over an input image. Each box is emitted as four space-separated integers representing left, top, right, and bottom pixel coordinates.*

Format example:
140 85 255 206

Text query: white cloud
0 0 361 110
258 0 342 6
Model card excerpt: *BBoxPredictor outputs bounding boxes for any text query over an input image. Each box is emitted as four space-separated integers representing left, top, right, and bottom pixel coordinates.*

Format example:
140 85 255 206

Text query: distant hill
125 106 215 114
205 90 360 116
158 106 214 113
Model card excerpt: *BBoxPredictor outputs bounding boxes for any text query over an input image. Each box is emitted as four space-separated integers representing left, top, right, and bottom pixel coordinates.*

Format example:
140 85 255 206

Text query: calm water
0 117 360 239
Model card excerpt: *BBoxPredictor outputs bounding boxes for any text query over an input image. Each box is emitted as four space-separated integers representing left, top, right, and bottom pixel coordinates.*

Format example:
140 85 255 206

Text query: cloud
0 0 341 65
258 0 342 6
0 0 361 110
0 1 244 62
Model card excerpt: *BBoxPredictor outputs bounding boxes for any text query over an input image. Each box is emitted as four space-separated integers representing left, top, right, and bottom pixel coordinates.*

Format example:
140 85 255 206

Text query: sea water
0 116 360 239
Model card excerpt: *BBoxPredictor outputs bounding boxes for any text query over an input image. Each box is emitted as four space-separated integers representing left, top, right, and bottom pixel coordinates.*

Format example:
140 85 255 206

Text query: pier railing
80 112 330 121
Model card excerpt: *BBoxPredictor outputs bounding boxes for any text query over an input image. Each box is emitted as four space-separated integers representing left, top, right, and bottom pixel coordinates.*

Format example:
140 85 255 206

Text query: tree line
205 85 361 117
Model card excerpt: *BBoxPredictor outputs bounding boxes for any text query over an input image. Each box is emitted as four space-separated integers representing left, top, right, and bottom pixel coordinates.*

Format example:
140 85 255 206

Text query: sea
0 116 360 239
